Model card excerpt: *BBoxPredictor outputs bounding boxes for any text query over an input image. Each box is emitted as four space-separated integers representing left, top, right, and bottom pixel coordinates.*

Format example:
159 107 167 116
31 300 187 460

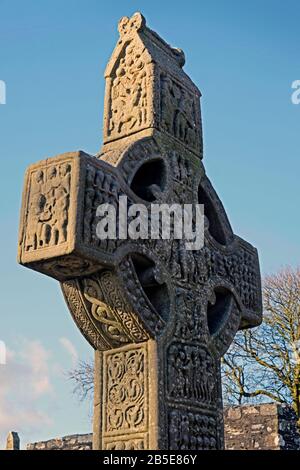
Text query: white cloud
59 337 78 367
19 340 52 396
0 336 86 449
0 339 53 448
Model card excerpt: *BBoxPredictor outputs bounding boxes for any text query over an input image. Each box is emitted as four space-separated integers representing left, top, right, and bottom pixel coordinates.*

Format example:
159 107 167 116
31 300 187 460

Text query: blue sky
0 0 299 448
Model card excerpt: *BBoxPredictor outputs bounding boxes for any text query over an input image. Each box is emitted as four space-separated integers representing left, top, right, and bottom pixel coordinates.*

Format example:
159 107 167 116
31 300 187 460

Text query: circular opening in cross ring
130 159 166 202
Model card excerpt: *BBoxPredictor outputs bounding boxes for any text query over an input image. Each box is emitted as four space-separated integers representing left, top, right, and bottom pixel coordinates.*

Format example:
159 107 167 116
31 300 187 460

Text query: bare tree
222 267 300 424
68 359 94 402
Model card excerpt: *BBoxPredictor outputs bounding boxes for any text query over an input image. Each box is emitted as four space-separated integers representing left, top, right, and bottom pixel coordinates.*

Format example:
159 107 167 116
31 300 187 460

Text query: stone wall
224 403 300 450
7 404 299 450
27 433 92 451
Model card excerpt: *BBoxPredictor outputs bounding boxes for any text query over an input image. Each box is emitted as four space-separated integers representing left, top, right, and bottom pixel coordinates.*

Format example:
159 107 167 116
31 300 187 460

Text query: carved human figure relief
107 43 149 140
167 343 216 405
169 409 217 450
161 74 199 152
24 162 71 252
18 12 262 450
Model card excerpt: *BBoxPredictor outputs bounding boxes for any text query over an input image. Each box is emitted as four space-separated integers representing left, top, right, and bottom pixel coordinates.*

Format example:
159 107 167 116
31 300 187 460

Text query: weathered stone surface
18 12 262 450
227 407 242 421
27 434 92 451
6 432 20 450
224 404 300 450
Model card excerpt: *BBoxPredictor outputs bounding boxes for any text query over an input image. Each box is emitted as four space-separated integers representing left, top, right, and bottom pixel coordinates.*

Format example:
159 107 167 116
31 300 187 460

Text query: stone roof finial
118 12 146 37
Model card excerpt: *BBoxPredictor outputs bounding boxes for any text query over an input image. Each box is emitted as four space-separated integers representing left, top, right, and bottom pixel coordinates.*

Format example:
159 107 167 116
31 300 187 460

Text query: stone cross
18 13 262 450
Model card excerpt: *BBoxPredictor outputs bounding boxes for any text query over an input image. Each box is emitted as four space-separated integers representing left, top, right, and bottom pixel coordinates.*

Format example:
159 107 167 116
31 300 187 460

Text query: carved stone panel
102 12 202 158
105 41 152 142
167 343 217 407
18 12 262 451
104 437 145 450
19 155 74 263
160 73 202 155
101 341 157 450
62 271 149 351
104 347 146 434
168 409 218 450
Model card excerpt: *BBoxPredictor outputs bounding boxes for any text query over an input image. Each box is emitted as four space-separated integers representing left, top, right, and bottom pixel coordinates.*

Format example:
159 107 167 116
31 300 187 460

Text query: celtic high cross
18 13 262 450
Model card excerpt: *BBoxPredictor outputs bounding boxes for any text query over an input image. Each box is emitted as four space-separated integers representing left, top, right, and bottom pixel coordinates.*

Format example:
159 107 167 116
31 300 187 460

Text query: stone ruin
5 432 20 451
6 404 300 451
17 12 262 450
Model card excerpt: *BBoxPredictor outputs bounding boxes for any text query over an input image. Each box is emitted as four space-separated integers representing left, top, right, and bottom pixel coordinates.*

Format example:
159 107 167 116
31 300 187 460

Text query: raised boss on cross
18 12 262 450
